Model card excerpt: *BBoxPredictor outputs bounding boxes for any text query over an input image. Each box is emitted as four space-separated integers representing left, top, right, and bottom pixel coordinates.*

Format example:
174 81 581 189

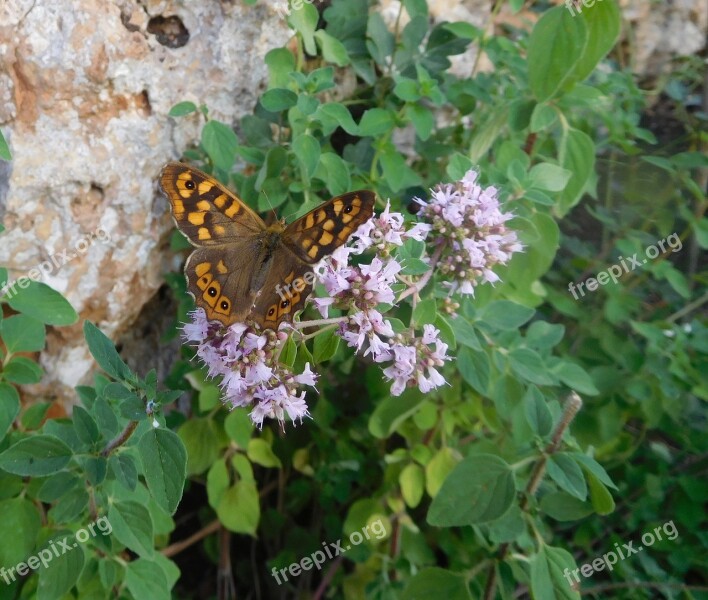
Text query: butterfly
160 162 375 329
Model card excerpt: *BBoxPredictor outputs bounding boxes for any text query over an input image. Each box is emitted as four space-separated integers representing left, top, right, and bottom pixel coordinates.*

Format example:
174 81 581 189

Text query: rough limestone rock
0 0 290 405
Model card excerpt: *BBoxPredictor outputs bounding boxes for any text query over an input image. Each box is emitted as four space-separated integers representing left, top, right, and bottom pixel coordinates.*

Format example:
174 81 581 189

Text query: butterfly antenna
260 188 279 223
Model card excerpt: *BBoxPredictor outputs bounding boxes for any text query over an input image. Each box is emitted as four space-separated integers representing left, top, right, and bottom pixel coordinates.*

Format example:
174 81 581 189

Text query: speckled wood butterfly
160 162 375 329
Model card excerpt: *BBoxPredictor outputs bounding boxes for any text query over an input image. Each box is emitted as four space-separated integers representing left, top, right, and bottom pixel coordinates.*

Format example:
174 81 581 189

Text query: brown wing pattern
249 191 376 329
160 162 265 246
282 191 376 264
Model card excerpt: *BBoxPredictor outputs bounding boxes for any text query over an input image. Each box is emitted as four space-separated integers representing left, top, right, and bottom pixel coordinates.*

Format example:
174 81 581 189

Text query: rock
0 0 289 407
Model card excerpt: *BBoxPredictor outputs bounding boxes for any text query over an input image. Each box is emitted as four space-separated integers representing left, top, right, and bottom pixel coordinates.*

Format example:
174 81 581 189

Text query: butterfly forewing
160 162 265 246
283 191 376 264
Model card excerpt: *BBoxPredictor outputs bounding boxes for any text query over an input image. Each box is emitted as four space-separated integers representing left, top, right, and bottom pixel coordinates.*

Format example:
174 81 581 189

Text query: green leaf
547 453 588 501
380 148 421 192
571 0 621 84
570 453 617 490
178 417 221 476
458 346 489 394
401 567 472 600
528 7 587 102
201 120 239 172
36 471 80 502
0 128 10 161
247 438 282 468
0 435 72 476
400 463 425 508
446 153 473 180
523 386 553 437
509 348 555 385
405 103 434 140
528 163 572 192
478 300 535 330
314 30 349 66
552 361 599 395
5 281 78 325
366 12 395 65
586 470 616 515
0 383 20 441
530 545 580 600
313 327 340 363
425 447 458 497
138 428 187 514
0 314 45 353
540 491 594 521
428 454 515 525
217 480 260 535
2 356 43 384
265 48 296 88
288 3 318 55
36 537 85 600
108 500 155 557
358 108 395 136
224 408 252 448
412 297 437 328
109 454 138 491
73 406 100 445
369 393 427 439
0 498 40 568
83 321 131 381
261 88 298 112
292 133 320 180
125 558 170 600
315 152 352 196
315 103 359 135
168 101 197 117
557 128 595 216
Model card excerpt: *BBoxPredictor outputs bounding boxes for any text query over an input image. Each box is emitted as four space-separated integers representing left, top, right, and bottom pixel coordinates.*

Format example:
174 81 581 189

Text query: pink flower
353 200 431 254
182 309 316 428
414 168 523 303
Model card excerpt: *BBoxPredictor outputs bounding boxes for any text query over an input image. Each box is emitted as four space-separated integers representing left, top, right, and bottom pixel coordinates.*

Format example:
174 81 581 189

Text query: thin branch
398 243 444 302
161 519 221 558
482 393 583 600
101 420 138 457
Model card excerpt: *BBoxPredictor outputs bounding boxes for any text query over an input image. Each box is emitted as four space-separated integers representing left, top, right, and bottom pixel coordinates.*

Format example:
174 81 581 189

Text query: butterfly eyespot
268 307 276 316
208 287 217 297
185 180 195 190
344 205 353 214
280 300 290 309
220 300 229 310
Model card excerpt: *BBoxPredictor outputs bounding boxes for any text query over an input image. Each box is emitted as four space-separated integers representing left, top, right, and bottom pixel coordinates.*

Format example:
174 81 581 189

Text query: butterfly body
160 162 375 329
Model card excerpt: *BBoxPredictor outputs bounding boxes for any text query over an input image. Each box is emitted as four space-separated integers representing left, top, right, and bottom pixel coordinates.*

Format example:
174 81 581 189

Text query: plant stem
398 243 444 302
482 392 583 600
101 420 138 457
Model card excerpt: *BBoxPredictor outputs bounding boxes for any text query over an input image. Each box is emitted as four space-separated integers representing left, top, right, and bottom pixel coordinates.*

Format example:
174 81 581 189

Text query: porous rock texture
0 0 289 406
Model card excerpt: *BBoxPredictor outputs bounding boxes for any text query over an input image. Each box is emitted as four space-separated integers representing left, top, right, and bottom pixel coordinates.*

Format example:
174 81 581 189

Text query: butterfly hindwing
185 247 259 325
283 191 376 264
160 162 265 247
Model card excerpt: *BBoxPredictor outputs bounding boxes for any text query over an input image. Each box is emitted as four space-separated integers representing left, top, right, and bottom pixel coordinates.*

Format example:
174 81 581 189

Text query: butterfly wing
250 258 315 329
248 191 376 329
282 191 376 264
160 162 268 325
160 162 265 245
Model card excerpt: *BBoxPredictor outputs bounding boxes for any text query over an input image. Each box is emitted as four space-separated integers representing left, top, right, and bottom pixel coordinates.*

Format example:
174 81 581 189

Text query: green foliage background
0 0 705 598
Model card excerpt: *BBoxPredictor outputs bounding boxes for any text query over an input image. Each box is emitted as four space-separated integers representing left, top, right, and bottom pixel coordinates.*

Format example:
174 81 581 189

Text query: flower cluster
415 169 523 297
182 169 522 427
184 309 315 428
